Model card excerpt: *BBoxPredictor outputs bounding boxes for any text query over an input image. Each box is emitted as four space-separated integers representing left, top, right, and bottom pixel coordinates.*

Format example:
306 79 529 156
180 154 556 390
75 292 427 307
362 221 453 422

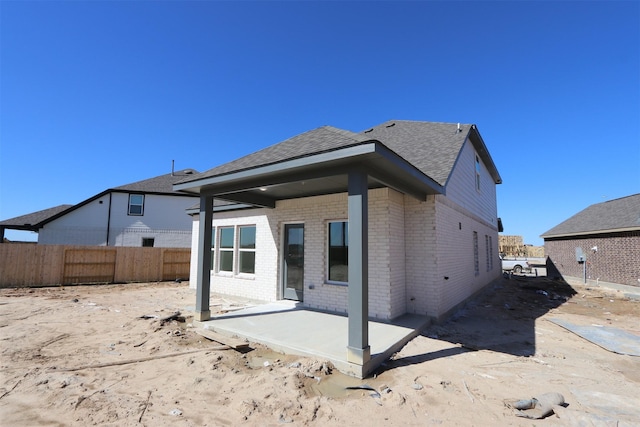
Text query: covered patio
194 300 430 378
174 126 445 377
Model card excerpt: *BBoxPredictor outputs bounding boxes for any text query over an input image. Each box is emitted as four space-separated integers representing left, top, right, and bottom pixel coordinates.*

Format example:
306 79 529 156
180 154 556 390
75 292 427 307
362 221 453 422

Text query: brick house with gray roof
0 169 199 247
541 193 640 288
175 120 503 376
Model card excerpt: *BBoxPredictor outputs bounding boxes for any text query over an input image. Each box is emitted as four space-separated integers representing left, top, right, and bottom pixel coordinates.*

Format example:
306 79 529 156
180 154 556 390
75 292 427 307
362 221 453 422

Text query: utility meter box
575 247 586 263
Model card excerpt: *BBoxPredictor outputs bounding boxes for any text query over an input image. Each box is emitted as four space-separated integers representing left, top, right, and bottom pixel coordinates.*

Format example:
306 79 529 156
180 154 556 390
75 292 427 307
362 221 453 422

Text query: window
238 226 256 274
142 237 154 247
128 194 144 216
213 225 257 275
475 155 481 192
218 227 234 272
328 221 348 283
473 231 479 276
210 228 216 270
489 235 494 270
485 235 490 272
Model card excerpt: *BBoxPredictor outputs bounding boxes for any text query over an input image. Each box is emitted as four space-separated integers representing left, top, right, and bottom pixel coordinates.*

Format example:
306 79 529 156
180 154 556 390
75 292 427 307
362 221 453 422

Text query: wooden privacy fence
0 244 190 288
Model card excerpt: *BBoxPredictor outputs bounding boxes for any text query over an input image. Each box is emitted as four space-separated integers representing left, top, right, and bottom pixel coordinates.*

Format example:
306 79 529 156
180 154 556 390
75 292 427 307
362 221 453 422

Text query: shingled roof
114 169 199 193
541 193 640 238
361 120 500 186
0 205 75 231
1 169 199 232
177 121 501 188
178 127 372 183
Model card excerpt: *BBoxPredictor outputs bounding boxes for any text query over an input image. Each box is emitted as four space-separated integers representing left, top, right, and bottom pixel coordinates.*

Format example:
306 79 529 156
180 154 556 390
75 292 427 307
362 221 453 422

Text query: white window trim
210 228 216 271
216 226 235 275
238 225 257 275
213 224 257 278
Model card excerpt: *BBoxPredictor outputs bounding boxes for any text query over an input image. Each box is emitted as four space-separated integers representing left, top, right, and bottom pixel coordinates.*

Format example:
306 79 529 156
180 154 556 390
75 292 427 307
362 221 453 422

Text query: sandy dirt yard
1 276 639 426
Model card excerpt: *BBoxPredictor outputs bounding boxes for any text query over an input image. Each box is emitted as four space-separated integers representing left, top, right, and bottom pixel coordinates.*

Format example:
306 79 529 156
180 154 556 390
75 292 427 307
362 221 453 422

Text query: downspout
106 193 113 246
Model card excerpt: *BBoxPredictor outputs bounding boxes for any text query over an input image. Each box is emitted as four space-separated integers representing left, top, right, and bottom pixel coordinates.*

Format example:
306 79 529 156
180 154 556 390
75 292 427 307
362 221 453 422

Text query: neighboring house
174 120 502 372
0 169 199 247
0 205 73 243
541 194 640 288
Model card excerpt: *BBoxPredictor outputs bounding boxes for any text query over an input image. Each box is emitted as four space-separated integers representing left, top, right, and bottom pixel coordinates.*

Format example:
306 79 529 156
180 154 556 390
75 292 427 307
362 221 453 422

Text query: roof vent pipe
171 160 175 176
457 123 461 132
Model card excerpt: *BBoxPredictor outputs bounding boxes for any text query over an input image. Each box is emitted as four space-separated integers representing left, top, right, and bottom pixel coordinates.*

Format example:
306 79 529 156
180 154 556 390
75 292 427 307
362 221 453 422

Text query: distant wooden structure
499 235 544 257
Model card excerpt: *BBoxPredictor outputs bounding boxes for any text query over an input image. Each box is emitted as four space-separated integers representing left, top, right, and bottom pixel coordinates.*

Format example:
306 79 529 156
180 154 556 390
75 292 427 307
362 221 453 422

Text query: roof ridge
372 119 474 126
361 120 475 135
112 168 199 193
599 193 640 204
322 125 372 142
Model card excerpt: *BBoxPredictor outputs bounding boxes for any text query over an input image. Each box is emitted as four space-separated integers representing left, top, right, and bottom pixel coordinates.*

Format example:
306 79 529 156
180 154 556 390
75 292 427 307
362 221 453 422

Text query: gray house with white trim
175 120 502 375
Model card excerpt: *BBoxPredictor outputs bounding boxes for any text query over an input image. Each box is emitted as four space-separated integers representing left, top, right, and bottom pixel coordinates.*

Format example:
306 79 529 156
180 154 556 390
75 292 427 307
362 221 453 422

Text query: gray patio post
347 169 371 366
195 194 213 321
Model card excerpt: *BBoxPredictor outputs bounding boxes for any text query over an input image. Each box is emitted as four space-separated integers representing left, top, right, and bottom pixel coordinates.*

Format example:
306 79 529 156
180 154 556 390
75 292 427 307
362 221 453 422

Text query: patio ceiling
174 141 445 207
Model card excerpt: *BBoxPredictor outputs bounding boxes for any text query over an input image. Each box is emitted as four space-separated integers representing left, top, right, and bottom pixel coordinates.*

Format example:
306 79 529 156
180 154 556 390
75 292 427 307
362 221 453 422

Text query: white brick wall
204 210 277 302
401 194 500 320
189 176 501 321
404 195 439 315
190 189 401 319
433 206 500 318
388 189 407 319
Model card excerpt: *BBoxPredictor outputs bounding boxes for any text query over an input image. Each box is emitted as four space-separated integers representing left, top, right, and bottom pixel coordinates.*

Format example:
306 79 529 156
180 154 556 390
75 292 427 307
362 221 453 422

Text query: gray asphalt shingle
177 121 480 187
0 205 74 228
114 169 199 193
541 193 640 237
180 126 372 182
361 120 470 186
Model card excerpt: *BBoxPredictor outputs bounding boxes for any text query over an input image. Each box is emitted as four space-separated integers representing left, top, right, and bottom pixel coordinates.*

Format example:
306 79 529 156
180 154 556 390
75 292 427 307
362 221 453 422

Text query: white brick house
176 120 502 373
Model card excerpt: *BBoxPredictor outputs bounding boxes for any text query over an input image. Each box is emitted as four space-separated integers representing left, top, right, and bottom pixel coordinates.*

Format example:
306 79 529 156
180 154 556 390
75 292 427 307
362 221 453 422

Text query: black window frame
128 194 145 216
327 221 349 284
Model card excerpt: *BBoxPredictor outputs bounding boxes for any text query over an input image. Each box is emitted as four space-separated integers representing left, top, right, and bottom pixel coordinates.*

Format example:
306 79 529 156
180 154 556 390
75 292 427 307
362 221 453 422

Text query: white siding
107 193 195 247
39 196 111 245
38 192 196 247
445 139 499 227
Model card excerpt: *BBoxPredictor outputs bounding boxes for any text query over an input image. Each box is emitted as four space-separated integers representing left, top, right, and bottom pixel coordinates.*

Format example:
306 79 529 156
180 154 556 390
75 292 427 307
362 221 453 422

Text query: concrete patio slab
194 301 430 378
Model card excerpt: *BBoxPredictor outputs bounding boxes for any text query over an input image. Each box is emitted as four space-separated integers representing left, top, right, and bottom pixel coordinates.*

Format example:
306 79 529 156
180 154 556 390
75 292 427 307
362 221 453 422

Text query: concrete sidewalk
194 301 430 378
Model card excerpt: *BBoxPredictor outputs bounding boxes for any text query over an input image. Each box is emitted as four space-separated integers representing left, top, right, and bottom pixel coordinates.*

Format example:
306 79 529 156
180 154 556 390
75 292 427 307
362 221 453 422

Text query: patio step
195 328 250 350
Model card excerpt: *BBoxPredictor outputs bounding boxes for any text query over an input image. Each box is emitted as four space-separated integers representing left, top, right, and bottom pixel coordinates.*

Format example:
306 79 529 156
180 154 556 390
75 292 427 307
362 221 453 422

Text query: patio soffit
174 142 444 208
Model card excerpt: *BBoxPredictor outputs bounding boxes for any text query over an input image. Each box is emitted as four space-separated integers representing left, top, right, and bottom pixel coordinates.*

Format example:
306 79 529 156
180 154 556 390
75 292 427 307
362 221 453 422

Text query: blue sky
1 1 639 246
